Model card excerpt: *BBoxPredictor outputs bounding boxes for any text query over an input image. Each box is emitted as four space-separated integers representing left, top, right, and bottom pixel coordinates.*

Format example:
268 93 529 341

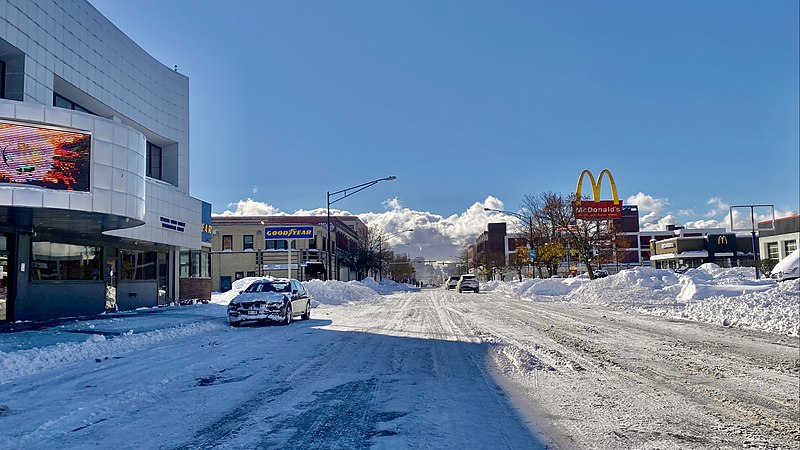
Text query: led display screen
0 122 91 191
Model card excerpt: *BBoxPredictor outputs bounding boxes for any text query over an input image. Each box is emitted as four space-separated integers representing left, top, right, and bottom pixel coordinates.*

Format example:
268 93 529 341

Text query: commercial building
649 233 754 269
758 215 799 262
0 1 210 322
210 215 367 291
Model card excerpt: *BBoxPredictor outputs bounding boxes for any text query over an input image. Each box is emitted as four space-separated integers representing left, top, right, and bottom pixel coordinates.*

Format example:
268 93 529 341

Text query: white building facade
0 0 210 322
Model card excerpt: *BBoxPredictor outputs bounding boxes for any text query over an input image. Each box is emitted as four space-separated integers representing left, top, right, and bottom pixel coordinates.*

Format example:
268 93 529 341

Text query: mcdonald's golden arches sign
573 169 622 219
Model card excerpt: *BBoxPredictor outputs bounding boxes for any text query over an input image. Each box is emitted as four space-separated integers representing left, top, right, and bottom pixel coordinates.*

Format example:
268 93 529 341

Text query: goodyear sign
573 169 622 219
201 201 212 244
264 226 315 240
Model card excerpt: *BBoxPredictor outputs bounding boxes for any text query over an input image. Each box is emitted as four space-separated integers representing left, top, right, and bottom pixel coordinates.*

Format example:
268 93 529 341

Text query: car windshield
244 281 291 293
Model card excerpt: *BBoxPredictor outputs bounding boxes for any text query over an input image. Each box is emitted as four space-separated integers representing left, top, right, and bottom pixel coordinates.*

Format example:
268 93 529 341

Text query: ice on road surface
0 271 797 449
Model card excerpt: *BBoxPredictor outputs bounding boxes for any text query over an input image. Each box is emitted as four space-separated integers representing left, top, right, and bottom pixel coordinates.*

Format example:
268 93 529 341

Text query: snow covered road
1 287 797 449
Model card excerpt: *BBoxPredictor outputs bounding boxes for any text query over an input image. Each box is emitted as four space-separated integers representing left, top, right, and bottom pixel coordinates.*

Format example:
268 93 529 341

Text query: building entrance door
157 252 169 306
0 234 13 321
105 251 118 311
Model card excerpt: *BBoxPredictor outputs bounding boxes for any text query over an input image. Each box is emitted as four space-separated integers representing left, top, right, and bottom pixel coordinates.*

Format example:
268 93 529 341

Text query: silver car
227 278 312 326
456 274 479 293
445 276 460 290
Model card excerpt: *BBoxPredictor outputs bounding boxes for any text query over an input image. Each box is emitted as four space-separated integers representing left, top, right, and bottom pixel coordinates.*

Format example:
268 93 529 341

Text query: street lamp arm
327 175 397 281
484 207 526 222
329 176 397 205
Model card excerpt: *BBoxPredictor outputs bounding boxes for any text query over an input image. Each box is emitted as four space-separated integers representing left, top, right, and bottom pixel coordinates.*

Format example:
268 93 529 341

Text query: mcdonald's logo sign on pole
573 169 623 219
717 235 728 245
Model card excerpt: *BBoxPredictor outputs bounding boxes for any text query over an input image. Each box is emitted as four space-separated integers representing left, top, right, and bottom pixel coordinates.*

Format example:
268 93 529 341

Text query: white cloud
626 192 670 230
359 196 505 260
217 198 283 216
213 196 506 260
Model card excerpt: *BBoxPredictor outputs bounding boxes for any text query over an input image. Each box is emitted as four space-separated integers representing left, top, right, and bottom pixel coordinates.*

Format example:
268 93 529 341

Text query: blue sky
88 1 798 257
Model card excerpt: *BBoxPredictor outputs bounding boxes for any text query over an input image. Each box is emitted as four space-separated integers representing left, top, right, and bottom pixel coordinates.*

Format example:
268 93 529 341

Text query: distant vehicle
227 278 311 326
445 276 460 290
771 250 799 282
456 274 479 293
594 270 609 278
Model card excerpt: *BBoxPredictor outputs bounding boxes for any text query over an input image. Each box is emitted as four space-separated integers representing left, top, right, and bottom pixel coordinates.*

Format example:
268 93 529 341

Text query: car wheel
301 302 310 320
458 288 462 293
282 302 292 326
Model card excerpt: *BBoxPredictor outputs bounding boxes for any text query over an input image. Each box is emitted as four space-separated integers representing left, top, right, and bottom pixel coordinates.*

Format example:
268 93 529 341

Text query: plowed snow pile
483 265 799 336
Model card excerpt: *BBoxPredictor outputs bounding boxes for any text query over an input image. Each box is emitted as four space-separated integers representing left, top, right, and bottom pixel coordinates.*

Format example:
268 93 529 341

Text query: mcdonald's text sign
573 169 622 219
574 200 622 219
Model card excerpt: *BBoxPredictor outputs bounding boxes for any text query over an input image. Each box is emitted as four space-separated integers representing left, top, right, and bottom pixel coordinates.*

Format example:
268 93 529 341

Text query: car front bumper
228 304 287 323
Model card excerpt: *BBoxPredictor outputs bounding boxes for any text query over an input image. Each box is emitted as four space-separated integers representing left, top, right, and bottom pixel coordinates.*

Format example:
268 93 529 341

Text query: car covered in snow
770 249 799 282
227 278 311 326
456 274 479 293
444 276 460 290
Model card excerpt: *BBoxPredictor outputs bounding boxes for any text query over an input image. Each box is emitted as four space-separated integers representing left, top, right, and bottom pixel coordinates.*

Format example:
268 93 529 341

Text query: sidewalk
0 304 226 353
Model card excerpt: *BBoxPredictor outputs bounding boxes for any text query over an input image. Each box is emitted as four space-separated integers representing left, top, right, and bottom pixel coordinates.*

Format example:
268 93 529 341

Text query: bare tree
522 191 626 279
387 253 415 282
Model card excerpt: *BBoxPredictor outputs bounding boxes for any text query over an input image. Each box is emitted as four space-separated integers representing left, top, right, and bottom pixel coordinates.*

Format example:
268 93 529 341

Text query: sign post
730 205 774 279
264 226 315 279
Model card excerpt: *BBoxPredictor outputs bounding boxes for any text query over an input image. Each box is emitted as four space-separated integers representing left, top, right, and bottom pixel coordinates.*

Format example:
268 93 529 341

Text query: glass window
146 142 162 180
201 252 210 278
222 235 233 251
265 240 296 250
179 251 189 278
0 59 5 99
766 243 779 260
120 250 157 280
243 235 254 251
246 271 256 277
31 241 102 281
179 250 210 278
53 93 95 115
235 271 244 280
784 240 797 256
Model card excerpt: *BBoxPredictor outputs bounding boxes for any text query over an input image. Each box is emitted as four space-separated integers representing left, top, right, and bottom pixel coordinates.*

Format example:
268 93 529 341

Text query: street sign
529 248 536 259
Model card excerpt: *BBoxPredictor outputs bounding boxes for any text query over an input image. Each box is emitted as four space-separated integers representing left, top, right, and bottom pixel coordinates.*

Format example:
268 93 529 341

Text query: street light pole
484 208 534 275
326 176 397 281
378 229 413 281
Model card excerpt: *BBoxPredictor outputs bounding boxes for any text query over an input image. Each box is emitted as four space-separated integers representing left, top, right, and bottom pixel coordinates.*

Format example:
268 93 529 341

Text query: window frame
243 235 254 251
766 242 780 260
30 241 103 281
146 141 163 180
53 93 95 115
784 240 797 256
222 235 233 251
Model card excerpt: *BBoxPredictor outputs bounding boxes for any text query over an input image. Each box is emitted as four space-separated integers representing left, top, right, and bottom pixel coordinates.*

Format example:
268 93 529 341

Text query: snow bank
212 276 413 307
491 266 799 336
0 321 224 380
303 279 383 306
358 277 415 294
666 279 800 336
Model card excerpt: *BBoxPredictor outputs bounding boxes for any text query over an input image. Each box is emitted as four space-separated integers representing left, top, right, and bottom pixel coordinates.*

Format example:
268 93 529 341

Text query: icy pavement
0 270 797 449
